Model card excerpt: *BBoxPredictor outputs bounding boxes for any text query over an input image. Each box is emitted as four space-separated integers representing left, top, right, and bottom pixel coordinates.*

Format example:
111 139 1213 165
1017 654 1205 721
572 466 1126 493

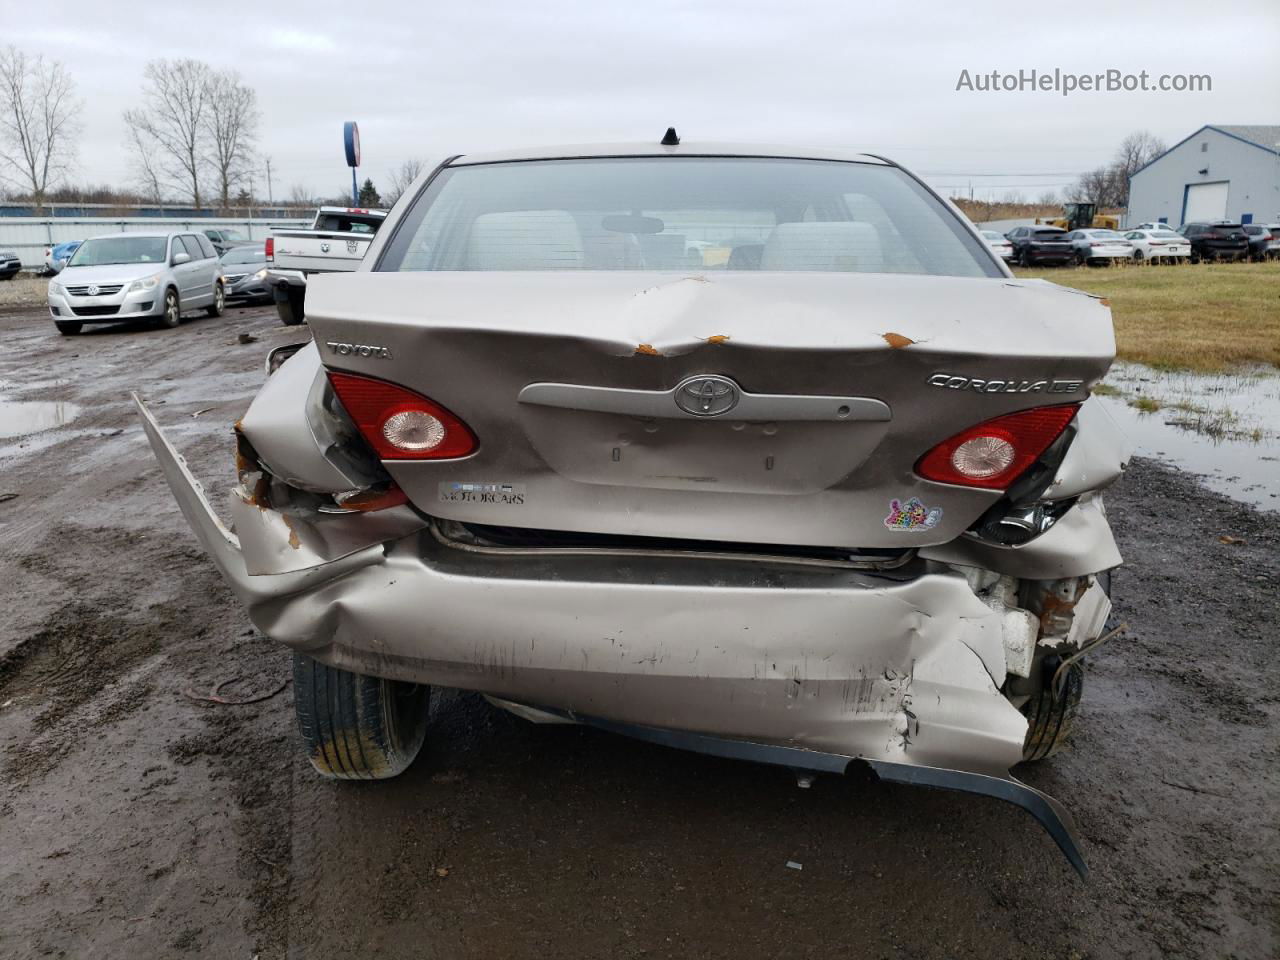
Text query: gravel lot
0 301 1276 959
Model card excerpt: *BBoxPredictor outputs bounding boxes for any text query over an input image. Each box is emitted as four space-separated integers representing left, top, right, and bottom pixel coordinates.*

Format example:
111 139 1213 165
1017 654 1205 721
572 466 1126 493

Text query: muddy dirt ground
0 301 1276 960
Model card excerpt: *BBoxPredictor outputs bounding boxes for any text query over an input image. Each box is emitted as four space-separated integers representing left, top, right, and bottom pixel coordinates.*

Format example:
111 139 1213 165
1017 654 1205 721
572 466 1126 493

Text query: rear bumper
266 269 307 291
135 394 1090 876
1025 248 1074 263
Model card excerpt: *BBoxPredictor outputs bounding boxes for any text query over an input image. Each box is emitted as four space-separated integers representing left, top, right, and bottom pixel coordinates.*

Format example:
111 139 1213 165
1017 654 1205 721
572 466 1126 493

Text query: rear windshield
68 236 167 266
316 214 381 234
1032 229 1067 239
1152 230 1182 239
379 157 1000 277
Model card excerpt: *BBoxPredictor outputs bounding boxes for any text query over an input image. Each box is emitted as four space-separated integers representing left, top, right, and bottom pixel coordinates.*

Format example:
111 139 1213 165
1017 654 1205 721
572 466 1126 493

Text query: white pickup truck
265 206 387 325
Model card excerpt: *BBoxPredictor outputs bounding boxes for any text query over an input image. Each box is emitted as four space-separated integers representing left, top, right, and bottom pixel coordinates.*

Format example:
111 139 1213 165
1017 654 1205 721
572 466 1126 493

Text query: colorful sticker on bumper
884 497 942 531
439 482 526 505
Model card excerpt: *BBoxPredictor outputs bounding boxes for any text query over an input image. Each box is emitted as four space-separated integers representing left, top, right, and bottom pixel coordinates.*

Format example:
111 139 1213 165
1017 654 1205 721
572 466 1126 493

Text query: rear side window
380 157 1001 278
178 236 203 259
195 234 218 259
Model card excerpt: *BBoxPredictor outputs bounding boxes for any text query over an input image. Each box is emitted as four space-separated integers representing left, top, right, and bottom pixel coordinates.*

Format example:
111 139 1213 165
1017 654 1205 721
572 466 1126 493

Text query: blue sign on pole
344 121 360 204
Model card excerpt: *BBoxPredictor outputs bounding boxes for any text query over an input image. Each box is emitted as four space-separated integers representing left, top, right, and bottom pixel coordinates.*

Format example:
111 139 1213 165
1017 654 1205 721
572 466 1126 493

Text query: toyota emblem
674 375 740 417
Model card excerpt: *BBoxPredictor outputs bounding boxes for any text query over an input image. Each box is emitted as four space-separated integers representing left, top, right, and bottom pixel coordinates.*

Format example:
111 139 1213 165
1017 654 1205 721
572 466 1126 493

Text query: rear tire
1020 659 1083 762
292 653 429 780
55 320 82 335
205 281 225 317
277 288 305 326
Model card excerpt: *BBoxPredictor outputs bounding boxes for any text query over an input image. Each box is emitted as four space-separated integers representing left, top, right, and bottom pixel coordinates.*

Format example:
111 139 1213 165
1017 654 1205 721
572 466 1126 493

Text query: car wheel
160 288 181 328
1020 659 1083 762
1075 251 1087 266
1017 248 1030 268
55 320 82 336
277 288 305 326
1133 249 1144 262
292 653 429 780
205 281 225 318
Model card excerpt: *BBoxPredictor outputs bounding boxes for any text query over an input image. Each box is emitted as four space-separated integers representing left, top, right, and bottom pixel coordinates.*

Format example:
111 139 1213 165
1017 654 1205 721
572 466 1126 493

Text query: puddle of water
0 400 81 439
1097 362 1280 511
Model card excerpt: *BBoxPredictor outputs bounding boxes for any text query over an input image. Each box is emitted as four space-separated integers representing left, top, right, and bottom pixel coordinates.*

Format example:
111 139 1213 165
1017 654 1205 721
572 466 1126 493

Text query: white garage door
1184 181 1229 223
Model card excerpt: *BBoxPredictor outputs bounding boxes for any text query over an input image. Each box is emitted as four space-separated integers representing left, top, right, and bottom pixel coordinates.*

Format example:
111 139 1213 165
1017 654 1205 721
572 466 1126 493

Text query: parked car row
997 220 1279 267
40 226 281 333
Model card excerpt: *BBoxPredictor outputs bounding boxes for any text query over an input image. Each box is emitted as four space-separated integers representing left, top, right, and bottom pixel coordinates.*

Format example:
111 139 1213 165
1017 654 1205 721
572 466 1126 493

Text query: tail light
327 371 477 460
264 236 274 261
915 404 1080 489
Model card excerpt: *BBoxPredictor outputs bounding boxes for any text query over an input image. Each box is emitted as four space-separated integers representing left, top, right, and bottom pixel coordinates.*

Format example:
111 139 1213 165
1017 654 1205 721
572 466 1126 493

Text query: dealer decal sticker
884 497 942 531
439 482 526 505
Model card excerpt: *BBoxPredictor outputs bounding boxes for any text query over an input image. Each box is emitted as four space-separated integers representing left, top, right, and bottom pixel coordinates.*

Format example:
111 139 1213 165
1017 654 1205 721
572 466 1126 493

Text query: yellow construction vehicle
1037 202 1120 231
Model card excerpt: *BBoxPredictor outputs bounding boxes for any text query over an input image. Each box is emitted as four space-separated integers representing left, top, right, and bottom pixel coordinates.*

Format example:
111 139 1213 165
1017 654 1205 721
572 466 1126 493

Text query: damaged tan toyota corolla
136 139 1130 878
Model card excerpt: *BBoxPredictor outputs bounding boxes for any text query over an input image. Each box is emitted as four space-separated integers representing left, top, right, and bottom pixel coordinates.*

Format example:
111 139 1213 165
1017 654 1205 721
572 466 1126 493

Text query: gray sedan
220 244 271 303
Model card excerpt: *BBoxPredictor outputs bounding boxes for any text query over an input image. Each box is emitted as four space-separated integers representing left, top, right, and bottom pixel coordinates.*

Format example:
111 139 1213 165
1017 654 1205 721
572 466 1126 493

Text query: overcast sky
5 0 1279 202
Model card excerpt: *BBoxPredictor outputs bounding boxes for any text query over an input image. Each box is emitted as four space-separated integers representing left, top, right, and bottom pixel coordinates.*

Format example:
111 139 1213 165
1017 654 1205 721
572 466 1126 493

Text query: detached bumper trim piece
527 711 1087 878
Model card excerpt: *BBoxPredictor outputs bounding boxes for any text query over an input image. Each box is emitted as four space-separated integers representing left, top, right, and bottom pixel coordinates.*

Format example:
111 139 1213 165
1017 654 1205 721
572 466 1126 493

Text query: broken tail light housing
915 404 1080 490
327 371 477 460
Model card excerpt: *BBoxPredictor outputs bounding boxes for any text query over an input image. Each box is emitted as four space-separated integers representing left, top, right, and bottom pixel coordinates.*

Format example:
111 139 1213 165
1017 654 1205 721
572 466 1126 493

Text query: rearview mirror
601 214 664 235
172 251 191 265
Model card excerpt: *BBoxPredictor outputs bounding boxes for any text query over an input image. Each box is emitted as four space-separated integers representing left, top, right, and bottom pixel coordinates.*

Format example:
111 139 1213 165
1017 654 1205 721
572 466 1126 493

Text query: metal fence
0 217 310 270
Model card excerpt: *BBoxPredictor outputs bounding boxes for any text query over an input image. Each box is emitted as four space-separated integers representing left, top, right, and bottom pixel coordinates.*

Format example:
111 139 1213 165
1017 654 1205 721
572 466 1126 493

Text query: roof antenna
661 126 680 146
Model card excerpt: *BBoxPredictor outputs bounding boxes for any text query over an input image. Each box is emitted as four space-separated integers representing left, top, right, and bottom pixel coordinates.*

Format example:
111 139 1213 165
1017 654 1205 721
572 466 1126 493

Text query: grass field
1012 260 1280 372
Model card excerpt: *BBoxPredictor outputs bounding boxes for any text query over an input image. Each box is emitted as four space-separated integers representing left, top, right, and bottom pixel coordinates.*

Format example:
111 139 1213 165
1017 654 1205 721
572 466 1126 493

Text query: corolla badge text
928 373 1083 394
326 340 392 359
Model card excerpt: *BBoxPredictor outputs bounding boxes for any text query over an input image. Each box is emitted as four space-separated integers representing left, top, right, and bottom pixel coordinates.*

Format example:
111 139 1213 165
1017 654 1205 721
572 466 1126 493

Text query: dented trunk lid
306 270 1114 548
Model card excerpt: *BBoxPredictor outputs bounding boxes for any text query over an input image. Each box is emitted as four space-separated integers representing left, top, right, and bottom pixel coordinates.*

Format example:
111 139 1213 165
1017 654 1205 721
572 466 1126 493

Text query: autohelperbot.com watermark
955 68 1211 96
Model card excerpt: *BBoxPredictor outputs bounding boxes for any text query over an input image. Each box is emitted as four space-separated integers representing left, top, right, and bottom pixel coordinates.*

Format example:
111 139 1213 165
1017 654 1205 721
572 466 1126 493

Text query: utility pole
265 156 274 206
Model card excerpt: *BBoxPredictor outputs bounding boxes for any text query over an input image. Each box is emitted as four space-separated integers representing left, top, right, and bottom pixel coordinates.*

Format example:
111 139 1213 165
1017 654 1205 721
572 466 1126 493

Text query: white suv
47 231 225 335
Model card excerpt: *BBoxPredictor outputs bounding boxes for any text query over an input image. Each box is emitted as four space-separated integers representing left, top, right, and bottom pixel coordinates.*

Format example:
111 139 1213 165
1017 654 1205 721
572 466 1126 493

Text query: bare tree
124 59 213 208
205 69 258 211
125 122 164 205
0 47 82 211
287 183 314 209
1037 189 1059 206
1067 130 1166 209
385 157 426 206
1113 131 1166 181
